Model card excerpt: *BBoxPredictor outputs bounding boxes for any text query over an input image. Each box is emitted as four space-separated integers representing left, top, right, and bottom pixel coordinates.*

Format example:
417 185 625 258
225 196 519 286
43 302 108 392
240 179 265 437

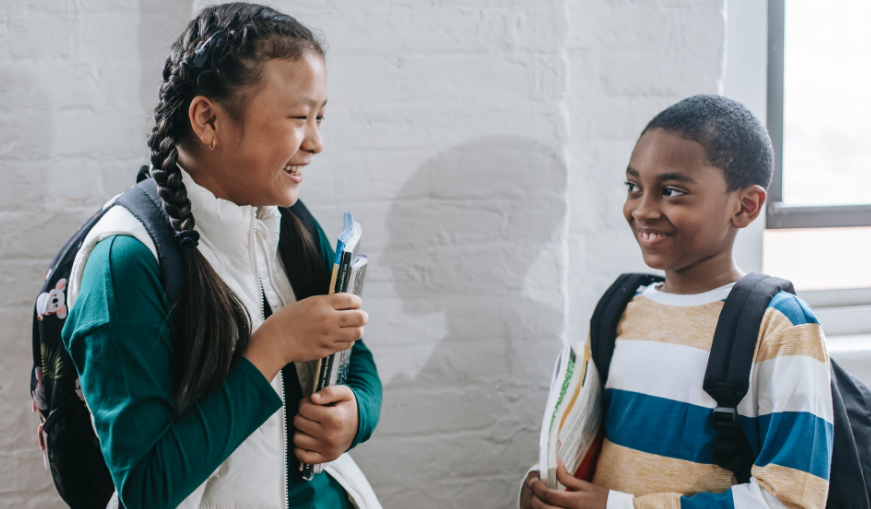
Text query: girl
62 3 382 508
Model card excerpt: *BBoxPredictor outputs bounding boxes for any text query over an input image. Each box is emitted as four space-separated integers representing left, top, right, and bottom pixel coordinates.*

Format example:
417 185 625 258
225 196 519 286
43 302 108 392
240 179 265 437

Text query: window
765 0 871 335
767 0 871 227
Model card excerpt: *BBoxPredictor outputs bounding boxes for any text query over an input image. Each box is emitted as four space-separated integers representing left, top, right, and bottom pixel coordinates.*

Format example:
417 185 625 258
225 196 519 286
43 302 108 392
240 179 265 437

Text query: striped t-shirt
594 282 833 509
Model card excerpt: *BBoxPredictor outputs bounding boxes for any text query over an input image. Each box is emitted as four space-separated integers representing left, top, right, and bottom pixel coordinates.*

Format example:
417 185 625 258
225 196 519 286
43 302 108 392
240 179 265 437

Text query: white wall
2 1 730 507
0 0 192 505
724 0 768 274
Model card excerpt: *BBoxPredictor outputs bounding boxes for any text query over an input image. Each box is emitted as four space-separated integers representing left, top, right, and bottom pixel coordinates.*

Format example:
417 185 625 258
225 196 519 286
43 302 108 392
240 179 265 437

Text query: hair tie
193 30 224 68
175 229 200 250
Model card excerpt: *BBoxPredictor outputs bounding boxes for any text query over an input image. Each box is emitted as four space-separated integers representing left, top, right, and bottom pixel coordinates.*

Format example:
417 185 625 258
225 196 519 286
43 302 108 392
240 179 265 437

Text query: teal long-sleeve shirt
62 234 382 509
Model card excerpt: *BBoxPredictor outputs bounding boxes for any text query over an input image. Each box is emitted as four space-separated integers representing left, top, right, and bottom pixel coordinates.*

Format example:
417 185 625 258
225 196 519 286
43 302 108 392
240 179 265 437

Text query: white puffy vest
67 169 381 509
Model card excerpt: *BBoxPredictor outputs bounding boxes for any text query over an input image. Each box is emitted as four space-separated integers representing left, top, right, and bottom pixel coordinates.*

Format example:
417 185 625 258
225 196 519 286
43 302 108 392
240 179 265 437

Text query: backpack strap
136 163 151 183
287 198 320 239
113 177 183 309
704 272 795 483
590 273 664 386
277 199 330 302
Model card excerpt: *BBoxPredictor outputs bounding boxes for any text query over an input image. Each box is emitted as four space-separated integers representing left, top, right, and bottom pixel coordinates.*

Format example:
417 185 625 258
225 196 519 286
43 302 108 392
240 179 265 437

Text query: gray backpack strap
114 176 183 309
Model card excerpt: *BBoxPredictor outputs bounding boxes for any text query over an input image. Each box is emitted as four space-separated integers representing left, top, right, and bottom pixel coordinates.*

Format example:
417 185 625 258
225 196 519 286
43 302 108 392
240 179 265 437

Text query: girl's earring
209 138 217 151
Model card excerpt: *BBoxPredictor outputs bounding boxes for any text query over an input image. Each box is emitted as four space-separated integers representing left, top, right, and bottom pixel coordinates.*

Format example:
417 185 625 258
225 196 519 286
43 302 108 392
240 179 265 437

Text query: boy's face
623 128 742 274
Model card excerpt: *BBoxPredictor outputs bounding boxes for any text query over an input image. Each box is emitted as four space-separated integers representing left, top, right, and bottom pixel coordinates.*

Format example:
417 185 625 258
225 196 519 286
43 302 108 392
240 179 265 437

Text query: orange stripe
633 493 682 509
617 297 724 352
754 322 828 365
593 439 735 496
752 464 828 509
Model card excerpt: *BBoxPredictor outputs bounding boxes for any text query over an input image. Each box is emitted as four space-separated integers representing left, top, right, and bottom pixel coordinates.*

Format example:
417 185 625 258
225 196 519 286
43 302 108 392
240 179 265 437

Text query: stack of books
300 212 368 481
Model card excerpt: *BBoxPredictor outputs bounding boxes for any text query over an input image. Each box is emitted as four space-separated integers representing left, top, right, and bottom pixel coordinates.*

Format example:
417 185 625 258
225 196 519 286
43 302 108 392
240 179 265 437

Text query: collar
640 281 735 307
178 166 281 262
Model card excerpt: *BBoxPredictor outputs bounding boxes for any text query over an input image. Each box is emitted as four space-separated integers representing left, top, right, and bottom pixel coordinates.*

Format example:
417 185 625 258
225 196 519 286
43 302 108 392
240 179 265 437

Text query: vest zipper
253 218 291 509
282 366 290 509
253 222 266 323
256 228 289 309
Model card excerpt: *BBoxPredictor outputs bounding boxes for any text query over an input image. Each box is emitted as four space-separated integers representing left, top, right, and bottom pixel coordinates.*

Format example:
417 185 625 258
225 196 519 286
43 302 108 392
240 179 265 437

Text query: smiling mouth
637 230 670 246
284 164 303 176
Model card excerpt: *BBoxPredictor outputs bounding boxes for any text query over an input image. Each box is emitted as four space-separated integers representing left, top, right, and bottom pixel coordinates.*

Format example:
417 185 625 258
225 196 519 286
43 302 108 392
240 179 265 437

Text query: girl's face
206 51 327 208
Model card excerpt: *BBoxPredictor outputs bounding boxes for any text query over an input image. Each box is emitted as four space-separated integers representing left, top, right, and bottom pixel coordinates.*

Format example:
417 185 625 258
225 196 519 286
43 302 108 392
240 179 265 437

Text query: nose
631 192 661 223
301 121 324 155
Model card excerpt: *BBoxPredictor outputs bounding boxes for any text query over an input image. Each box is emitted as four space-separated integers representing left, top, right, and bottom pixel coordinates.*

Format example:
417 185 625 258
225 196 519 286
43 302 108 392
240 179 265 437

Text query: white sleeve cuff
606 489 635 509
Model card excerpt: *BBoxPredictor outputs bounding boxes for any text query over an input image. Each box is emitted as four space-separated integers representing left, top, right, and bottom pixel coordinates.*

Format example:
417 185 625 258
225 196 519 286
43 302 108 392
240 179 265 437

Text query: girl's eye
662 187 685 198
624 181 639 193
289 116 325 122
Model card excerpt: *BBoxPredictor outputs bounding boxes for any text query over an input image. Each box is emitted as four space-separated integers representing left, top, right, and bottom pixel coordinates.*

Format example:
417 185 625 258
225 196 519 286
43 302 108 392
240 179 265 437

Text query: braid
149 47 200 249
148 3 326 412
149 115 193 231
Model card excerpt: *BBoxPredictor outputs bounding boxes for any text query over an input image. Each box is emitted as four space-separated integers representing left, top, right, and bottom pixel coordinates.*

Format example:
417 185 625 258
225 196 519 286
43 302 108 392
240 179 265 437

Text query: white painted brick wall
0 0 193 506
2 1 725 507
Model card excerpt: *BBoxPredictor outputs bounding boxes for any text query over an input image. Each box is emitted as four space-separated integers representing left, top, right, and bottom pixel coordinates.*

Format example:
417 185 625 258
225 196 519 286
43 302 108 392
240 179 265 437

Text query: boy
521 95 832 509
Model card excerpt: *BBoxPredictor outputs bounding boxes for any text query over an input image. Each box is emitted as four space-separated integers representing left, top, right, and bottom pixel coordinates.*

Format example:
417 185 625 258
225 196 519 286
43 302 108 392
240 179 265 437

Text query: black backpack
590 272 871 509
30 167 324 509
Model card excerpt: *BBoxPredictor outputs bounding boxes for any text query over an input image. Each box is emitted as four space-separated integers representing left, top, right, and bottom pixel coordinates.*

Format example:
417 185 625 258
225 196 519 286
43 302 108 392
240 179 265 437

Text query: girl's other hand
292 385 359 464
530 461 609 509
245 293 367 380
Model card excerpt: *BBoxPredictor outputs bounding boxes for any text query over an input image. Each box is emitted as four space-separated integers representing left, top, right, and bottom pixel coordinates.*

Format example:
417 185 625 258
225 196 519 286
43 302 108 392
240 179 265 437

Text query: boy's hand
292 385 359 464
520 469 540 509
530 461 609 509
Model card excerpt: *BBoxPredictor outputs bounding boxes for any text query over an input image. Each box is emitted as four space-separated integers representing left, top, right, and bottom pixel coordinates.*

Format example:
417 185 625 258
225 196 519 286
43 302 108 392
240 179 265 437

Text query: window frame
799 288 871 337
766 0 871 229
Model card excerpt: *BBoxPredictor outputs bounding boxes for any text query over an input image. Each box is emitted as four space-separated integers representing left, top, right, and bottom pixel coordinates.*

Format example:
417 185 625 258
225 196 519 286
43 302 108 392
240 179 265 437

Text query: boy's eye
316 115 324 122
662 187 685 197
624 181 639 193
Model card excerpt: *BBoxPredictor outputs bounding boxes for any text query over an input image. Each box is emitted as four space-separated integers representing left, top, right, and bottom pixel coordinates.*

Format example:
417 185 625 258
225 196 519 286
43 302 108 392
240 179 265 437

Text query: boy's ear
731 185 767 228
187 95 222 148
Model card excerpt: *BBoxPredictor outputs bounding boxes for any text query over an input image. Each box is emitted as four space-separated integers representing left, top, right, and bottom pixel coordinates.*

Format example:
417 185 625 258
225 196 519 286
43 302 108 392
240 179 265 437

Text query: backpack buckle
712 406 737 430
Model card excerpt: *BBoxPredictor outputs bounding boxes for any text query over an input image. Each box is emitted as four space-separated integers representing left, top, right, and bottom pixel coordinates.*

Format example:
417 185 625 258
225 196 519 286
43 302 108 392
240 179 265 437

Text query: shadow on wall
366 137 566 509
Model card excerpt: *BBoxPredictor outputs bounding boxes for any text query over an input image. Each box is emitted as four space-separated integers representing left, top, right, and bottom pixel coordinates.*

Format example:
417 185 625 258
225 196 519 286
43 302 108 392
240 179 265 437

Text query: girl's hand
245 293 367 379
530 461 609 509
292 385 359 464
521 469 541 509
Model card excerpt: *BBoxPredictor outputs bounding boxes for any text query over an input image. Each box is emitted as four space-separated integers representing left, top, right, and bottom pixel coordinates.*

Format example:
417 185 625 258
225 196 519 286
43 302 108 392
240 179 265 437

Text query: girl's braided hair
147 3 325 411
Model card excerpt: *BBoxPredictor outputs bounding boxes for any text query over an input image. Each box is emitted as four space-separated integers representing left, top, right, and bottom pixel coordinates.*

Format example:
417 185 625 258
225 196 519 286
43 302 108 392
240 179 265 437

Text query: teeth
642 232 662 241
284 165 301 176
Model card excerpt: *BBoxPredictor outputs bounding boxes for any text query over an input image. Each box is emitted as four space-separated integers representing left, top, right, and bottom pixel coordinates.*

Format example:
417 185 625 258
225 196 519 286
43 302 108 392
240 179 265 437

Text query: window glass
763 227 871 290
782 0 871 206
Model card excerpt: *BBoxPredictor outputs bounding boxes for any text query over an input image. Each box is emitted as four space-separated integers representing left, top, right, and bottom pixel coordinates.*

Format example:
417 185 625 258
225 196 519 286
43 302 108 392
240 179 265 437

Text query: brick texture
1 1 726 507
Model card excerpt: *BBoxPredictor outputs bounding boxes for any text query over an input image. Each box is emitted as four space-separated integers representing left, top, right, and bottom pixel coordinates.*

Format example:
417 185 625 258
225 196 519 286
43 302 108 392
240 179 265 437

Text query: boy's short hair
641 94 774 191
